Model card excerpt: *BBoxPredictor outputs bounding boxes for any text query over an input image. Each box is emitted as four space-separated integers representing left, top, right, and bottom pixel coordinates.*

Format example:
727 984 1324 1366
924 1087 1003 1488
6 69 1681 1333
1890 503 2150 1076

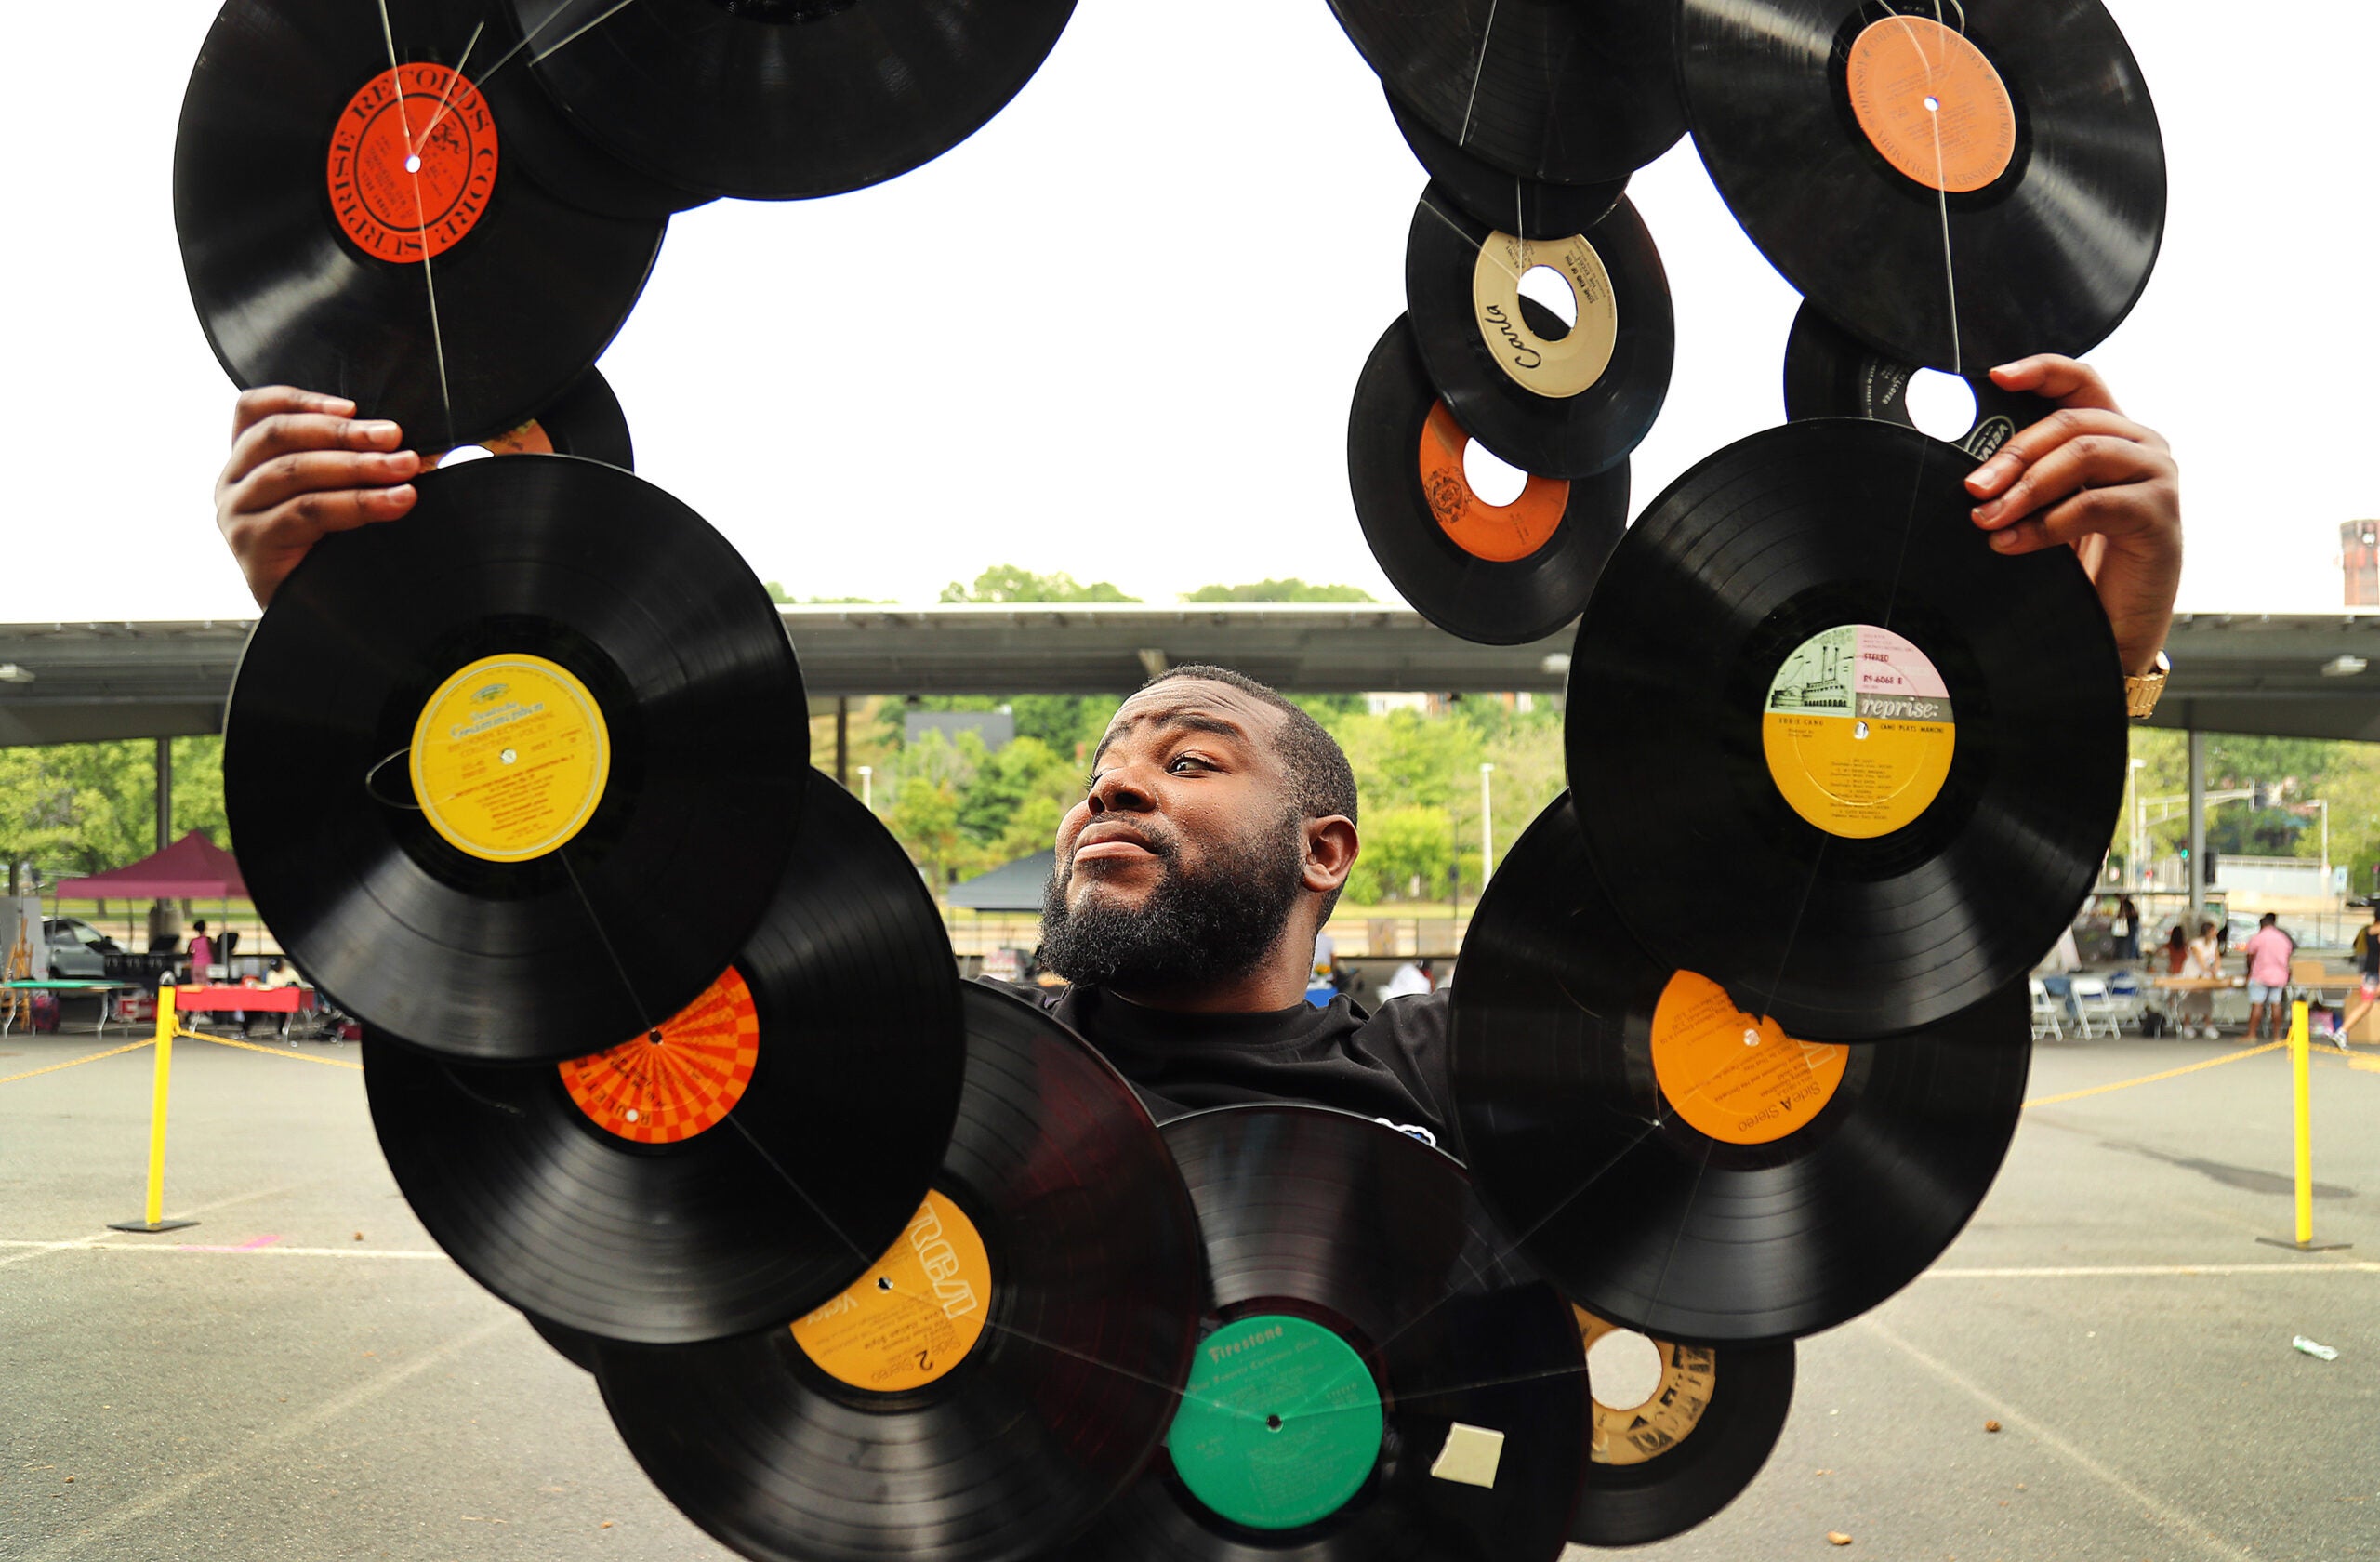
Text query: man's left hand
1964 355 2179 677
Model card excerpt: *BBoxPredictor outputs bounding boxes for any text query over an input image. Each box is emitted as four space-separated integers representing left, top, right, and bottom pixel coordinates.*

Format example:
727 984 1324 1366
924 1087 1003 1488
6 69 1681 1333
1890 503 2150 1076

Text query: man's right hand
216 387 420 608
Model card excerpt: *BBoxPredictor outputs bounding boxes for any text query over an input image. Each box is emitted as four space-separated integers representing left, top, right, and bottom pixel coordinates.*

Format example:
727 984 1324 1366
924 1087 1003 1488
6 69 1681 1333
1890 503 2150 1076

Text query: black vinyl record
1570 1307 1795 1546
1053 1105 1585 1562
224 455 809 1063
1680 0 2165 370
1567 418 2125 1038
1328 0 1686 184
528 1310 602 1371
1349 314 1627 645
1386 90 1626 240
448 364 635 468
1406 187 1673 480
174 0 668 449
364 772 964 1343
1451 792 2030 1343
508 0 1078 200
590 984 1204 1562
1783 301 2051 460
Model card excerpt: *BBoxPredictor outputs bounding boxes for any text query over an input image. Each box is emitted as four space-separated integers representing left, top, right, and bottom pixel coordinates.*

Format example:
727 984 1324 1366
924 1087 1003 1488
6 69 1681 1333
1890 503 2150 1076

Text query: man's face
1036 680 1311 993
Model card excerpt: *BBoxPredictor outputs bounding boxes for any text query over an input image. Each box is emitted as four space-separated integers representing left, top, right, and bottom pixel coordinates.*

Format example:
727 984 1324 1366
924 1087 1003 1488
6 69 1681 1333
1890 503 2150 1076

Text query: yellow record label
1649 971 1848 1145
1468 230 1619 399
791 1191 992 1392
1576 1307 1717 1468
1761 623 1953 839
409 654 610 861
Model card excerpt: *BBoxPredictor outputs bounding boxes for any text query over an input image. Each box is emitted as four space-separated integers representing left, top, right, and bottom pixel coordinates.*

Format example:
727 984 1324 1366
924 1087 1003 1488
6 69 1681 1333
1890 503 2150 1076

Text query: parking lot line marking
2022 1041 2284 1109
0 1237 449 1261
1924 1261 2380 1278
1862 1316 2259 1562
22 1315 512 1562
0 1183 308 1269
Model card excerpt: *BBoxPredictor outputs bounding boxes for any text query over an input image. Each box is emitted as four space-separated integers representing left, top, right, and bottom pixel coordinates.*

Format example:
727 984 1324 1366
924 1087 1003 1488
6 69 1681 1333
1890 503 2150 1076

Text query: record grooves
590 985 1204 1562
1566 418 2125 1039
365 771 964 1343
1782 302 2050 460
1386 90 1626 241
1451 791 2030 1342
224 455 809 1062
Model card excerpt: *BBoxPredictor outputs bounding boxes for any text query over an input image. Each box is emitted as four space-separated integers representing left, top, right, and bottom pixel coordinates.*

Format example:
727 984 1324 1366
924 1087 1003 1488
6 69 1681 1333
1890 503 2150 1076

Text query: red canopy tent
56 831 246 900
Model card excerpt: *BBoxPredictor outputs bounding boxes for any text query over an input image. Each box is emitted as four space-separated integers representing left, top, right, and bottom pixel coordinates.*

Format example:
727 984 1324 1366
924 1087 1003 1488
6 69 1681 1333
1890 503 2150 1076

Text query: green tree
1181 579 1376 603
0 737 231 881
939 565 1139 604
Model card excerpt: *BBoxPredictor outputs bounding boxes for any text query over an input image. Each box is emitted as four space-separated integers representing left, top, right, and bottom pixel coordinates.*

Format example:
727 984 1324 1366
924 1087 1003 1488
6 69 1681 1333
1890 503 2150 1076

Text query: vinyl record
1680 0 2166 370
224 455 809 1063
1385 90 1626 240
1328 0 1686 183
1569 1306 1795 1546
1451 791 2030 1342
1349 314 1627 645
1567 418 2125 1038
508 0 1078 200
174 0 669 449
1782 302 2051 460
1053 1105 1585 1562
589 984 1204 1562
364 772 963 1343
527 1310 602 1371
443 365 634 469
1406 187 1673 480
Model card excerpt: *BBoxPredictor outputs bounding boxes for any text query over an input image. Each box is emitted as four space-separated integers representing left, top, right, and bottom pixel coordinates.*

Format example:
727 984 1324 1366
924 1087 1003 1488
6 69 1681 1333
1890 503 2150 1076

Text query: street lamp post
2127 757 2148 887
1478 763 1496 882
856 765 873 810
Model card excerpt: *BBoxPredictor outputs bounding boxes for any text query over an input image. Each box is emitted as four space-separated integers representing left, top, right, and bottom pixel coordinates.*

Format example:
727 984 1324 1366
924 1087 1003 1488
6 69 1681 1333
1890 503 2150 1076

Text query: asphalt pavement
2 1020 2374 1561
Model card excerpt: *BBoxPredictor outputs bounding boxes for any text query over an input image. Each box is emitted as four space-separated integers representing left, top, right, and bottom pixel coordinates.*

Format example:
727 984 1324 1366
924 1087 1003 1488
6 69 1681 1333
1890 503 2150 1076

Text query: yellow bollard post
2258 1000 2349 1253
107 984 197 1235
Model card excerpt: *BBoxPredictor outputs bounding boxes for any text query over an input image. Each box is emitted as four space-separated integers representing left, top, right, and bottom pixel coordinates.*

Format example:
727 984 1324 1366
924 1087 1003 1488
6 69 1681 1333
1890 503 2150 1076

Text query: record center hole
405 153 422 173
1265 1414 1284 1432
438 442 496 467
1924 95 1940 112
1516 264 1577 338
1461 438 1530 508
1587 1329 1667 1413
876 1277 892 1292
1905 368 1978 441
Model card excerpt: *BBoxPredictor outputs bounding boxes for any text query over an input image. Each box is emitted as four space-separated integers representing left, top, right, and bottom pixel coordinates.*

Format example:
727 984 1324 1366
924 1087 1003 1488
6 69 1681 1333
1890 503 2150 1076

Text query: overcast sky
7 2 2374 623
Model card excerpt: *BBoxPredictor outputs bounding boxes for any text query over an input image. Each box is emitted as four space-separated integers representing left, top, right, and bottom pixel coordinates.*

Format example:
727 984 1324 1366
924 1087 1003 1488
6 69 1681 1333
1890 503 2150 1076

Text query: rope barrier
183 1028 363 1071
2022 1039 2285 1108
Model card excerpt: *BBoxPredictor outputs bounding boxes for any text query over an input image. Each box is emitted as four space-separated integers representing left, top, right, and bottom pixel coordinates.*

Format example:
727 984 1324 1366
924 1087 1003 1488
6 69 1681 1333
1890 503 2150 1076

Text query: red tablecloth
168 986 309 1013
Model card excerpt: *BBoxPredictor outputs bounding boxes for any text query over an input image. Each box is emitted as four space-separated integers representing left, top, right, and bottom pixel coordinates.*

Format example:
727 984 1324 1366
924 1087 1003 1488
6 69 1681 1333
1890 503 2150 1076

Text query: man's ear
1302 814 1359 896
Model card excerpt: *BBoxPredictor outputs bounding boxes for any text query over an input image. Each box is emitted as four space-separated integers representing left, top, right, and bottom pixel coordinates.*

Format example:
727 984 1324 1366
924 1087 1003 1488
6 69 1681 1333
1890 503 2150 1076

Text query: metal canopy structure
5 608 2380 745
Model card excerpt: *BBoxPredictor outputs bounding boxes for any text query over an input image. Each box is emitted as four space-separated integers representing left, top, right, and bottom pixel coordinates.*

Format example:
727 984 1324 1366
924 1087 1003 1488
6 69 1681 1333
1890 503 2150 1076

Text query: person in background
2163 924 2189 975
2240 912 2294 1041
1381 957 1434 1001
186 919 214 983
2339 904 2380 1046
2116 895 2141 963
2178 919 2223 1039
261 957 300 988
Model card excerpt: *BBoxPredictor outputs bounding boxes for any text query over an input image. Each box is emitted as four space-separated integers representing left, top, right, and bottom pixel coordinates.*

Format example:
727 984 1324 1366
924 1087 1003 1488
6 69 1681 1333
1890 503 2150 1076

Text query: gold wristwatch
2125 650 2169 720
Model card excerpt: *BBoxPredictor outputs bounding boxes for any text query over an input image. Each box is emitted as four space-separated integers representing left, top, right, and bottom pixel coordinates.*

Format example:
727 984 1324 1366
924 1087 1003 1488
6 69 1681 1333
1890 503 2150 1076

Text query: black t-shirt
975 977 1455 1150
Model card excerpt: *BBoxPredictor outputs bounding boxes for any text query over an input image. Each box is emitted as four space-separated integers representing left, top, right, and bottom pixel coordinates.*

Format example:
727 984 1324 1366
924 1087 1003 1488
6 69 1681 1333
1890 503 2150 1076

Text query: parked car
43 917 120 979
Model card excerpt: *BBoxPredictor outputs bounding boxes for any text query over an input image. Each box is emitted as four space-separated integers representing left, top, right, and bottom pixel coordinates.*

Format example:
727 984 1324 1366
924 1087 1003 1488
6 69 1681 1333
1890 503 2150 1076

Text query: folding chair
2069 975 2121 1039
2103 970 2148 1034
2029 978 2066 1041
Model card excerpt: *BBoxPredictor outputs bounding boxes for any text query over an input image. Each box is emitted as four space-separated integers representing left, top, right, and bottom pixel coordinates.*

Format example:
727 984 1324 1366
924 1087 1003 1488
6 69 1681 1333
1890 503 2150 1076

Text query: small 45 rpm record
1567 418 2125 1038
1681 0 2165 369
1329 0 1686 183
1783 301 2051 460
508 0 1078 200
1451 791 2030 1342
1350 314 1628 645
173 0 668 449
589 984 1203 1562
440 365 635 470
224 455 808 1062
364 772 963 1343
1054 1105 1585 1562
1406 186 1673 480
1570 1306 1795 1545
1386 90 1626 240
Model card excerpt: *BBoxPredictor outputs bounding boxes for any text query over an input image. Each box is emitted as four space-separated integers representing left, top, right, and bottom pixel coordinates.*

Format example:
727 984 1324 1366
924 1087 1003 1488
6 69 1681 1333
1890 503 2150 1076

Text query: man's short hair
2260 912 2278 927
1143 665 1358 826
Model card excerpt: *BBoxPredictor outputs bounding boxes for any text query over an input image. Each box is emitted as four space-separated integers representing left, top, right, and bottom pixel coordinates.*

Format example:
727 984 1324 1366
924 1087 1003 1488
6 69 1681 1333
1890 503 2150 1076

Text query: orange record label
557 968 760 1144
1845 15 2016 193
791 1191 993 1393
1649 971 1847 1145
326 61 499 264
1576 1307 1717 1468
1416 403 1569 563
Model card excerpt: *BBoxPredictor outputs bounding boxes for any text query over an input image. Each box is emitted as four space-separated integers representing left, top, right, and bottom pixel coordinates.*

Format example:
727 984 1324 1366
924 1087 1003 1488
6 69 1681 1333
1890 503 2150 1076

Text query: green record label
1167 1314 1383 1530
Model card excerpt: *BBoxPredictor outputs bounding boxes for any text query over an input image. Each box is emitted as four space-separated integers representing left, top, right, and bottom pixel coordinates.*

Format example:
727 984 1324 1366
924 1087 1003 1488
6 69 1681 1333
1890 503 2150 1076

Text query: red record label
558 968 760 1144
325 62 499 265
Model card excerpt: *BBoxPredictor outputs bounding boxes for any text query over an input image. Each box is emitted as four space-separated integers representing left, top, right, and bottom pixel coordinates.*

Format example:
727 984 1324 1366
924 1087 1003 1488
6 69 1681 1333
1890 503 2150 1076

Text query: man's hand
215 387 420 608
1964 356 2179 677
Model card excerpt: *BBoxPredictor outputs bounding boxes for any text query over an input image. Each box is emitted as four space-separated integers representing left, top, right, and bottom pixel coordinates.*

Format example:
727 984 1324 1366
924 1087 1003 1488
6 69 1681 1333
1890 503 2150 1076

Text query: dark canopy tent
945 850 1055 913
56 831 247 900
